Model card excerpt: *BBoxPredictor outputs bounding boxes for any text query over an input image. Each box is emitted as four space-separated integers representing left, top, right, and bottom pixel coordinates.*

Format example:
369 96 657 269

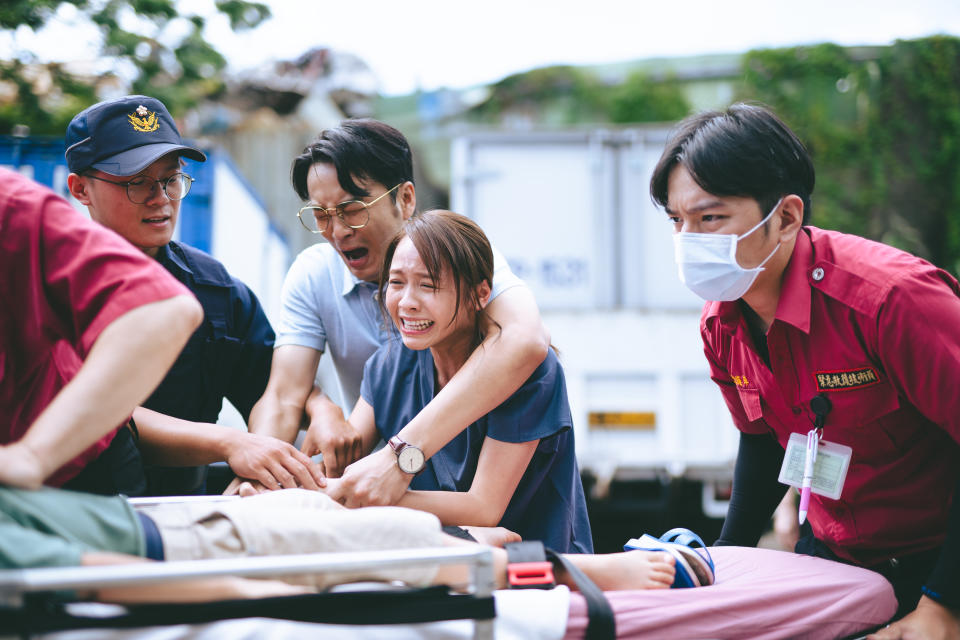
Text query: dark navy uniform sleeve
142 243 274 495
221 276 275 420
146 242 274 424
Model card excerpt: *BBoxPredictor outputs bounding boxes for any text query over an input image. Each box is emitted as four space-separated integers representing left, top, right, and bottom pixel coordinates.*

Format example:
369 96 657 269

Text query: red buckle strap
507 561 555 589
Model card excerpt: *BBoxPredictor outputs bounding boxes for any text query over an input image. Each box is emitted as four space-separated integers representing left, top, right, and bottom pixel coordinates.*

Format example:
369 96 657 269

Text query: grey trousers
138 489 444 589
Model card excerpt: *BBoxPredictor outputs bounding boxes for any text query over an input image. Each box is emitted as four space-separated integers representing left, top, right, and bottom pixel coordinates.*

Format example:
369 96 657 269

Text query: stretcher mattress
564 546 897 640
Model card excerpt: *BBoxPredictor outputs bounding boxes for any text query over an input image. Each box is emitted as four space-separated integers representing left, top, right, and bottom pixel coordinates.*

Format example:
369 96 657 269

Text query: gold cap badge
128 105 160 132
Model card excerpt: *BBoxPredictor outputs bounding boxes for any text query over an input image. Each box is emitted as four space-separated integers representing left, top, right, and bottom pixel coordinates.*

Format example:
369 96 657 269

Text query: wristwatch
388 435 426 474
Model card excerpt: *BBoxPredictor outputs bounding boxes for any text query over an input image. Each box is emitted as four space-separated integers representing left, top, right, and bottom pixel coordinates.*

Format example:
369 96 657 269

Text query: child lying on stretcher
0 485 675 603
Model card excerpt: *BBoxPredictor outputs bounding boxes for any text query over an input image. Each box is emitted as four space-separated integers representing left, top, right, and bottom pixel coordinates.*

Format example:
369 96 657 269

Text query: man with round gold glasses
242 119 550 510
297 183 400 234
64 95 323 498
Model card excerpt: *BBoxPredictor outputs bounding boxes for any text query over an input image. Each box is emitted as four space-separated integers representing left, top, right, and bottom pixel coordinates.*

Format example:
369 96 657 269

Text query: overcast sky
9 0 960 95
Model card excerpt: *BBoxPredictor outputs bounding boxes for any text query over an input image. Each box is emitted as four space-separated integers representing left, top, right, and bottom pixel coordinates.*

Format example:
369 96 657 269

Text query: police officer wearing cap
66 95 324 497
651 103 960 639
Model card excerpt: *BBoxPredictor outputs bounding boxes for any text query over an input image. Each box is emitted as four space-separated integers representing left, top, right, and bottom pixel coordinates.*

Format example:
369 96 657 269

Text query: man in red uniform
650 103 960 639
0 168 202 490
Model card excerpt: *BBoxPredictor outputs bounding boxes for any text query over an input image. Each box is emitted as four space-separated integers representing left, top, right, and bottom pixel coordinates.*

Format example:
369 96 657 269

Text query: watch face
397 446 425 474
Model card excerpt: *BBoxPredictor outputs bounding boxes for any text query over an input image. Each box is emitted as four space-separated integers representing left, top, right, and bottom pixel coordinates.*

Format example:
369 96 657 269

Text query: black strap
505 541 614 638
1 587 494 634
505 540 548 563
441 525 478 542
545 548 615 640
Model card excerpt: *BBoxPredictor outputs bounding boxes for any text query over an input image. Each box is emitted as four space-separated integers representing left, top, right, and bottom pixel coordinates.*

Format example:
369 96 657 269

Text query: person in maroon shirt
0 168 202 490
650 103 960 639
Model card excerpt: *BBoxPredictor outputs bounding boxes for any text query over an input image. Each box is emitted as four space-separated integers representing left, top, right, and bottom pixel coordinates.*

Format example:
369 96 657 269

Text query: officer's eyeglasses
85 172 194 204
297 183 401 234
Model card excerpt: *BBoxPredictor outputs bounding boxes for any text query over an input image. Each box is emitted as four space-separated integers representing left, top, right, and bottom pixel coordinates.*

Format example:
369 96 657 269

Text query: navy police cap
65 95 206 176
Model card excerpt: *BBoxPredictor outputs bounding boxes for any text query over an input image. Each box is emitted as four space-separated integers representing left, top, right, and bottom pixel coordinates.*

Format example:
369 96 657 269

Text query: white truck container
450 128 738 539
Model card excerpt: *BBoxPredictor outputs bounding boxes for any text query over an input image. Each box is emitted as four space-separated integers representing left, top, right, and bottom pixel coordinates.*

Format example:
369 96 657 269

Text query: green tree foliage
468 64 691 126
469 65 609 125
608 70 690 124
739 37 960 273
0 1 84 30
740 44 874 235
871 37 960 273
0 0 270 134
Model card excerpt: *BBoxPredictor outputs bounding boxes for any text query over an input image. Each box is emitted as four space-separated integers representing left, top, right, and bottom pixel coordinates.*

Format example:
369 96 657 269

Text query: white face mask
673 198 783 302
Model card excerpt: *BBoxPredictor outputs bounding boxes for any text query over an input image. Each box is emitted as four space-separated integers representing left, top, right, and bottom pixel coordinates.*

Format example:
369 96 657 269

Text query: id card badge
779 431 852 500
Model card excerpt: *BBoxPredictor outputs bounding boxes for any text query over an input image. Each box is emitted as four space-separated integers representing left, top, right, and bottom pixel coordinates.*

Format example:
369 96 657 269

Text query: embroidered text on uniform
814 367 879 391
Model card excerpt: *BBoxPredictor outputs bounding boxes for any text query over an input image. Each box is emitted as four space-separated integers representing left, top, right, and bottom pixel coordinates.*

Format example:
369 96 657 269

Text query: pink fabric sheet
563 546 896 640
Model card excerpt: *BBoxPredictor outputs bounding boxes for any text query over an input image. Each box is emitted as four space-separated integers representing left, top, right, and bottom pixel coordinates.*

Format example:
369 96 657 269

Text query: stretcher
0 544 898 640
0 493 898 640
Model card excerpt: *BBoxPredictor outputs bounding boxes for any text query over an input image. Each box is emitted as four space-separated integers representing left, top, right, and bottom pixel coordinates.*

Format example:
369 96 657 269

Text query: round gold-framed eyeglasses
297 183 401 233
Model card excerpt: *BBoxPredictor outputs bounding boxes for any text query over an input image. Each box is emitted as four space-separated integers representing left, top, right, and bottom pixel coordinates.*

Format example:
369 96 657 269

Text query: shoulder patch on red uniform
813 366 880 391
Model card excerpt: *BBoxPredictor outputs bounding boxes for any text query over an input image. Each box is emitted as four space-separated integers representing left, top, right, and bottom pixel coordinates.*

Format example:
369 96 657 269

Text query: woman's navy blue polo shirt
361 341 593 553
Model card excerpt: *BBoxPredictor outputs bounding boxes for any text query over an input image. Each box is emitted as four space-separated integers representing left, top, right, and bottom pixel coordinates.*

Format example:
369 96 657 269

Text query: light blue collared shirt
276 242 523 410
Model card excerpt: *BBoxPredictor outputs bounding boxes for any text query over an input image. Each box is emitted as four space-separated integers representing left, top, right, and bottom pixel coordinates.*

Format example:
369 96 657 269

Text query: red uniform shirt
0 169 191 486
703 227 960 565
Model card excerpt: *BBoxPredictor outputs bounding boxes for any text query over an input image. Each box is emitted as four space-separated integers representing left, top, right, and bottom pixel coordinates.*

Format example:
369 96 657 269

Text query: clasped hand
225 431 325 491
299 415 364 478
325 445 412 507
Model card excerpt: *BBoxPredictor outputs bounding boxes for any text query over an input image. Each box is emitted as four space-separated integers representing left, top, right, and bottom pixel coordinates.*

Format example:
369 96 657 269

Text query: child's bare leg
564 550 675 591
437 534 675 591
